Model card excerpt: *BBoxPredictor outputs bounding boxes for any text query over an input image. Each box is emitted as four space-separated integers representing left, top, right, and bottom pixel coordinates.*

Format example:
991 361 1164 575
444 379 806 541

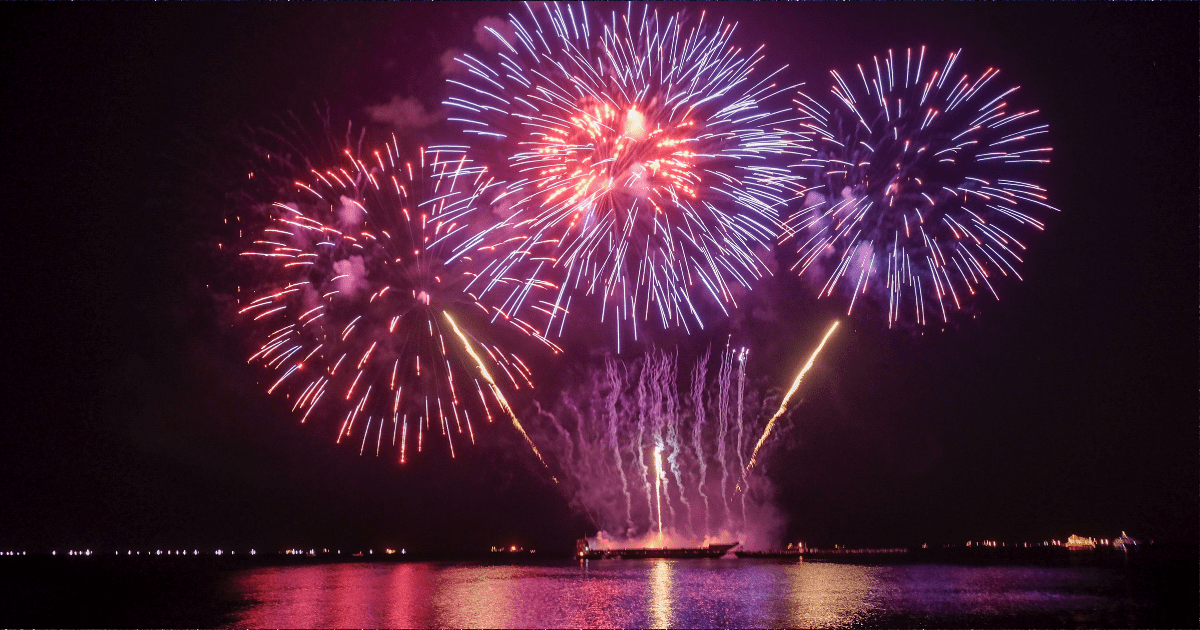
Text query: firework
528 345 781 547
445 2 802 347
788 47 1056 327
745 320 839 475
238 141 558 463
443 312 553 475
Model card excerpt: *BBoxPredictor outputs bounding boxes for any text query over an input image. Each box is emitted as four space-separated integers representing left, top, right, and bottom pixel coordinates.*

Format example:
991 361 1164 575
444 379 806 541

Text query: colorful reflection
783 562 876 628
648 560 674 629
226 559 1159 628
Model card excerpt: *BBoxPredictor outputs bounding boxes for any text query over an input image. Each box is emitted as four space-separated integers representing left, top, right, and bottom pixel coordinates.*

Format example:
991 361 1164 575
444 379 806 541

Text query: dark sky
1 2 1195 554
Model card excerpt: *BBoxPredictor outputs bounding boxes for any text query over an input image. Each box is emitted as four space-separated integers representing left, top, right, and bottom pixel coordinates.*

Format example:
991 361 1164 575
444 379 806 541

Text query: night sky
2 2 1195 555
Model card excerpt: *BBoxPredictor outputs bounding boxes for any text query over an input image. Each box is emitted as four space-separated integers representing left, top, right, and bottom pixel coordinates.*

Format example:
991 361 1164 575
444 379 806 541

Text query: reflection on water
784 563 876 627
226 559 1159 629
649 560 672 628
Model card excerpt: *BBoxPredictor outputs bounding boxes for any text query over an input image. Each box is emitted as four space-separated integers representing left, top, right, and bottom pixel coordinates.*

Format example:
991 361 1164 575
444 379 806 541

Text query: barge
733 548 803 559
577 540 739 560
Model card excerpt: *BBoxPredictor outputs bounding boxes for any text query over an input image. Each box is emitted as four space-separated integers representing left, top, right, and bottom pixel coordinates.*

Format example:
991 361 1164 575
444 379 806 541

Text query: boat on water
576 540 739 560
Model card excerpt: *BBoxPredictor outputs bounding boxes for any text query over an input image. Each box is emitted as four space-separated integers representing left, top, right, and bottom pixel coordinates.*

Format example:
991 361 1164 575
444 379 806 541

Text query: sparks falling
653 445 665 541
527 345 779 546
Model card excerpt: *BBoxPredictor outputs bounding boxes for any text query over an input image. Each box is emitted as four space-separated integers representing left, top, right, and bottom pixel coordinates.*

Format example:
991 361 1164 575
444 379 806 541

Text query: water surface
225 558 1182 628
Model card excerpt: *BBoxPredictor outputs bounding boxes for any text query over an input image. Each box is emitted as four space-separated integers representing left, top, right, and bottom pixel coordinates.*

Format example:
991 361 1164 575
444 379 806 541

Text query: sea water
224 557 1188 628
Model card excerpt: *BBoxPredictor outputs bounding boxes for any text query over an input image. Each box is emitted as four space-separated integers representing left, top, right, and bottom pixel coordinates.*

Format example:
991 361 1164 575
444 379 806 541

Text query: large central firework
788 47 1056 328
239 142 556 463
446 3 801 346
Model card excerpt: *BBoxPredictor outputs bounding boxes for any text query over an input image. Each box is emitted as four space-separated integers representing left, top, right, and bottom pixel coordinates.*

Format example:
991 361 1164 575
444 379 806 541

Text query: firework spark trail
446 2 805 345
788 47 1055 327
715 345 733 525
652 353 679 534
690 348 712 538
649 353 673 531
239 142 558 463
664 357 694 538
544 397 578 479
634 360 653 519
735 347 749 530
530 346 772 545
653 445 665 541
444 313 555 478
564 394 603 496
605 357 634 532
745 320 841 474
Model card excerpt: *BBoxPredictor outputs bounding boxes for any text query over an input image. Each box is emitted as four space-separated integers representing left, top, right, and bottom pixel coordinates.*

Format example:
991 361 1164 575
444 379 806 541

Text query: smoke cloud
364 95 443 131
332 255 368 299
474 15 517 51
529 347 788 550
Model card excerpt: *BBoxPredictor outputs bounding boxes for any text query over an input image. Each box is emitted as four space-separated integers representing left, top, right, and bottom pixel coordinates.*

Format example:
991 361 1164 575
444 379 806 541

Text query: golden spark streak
442 313 556 481
745 320 840 473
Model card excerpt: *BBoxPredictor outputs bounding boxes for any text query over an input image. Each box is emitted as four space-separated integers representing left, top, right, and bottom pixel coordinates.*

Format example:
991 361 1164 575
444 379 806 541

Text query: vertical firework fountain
530 345 787 550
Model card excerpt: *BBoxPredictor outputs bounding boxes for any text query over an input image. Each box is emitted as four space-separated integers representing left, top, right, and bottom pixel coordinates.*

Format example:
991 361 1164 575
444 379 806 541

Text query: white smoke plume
331 255 368 299
529 347 788 550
